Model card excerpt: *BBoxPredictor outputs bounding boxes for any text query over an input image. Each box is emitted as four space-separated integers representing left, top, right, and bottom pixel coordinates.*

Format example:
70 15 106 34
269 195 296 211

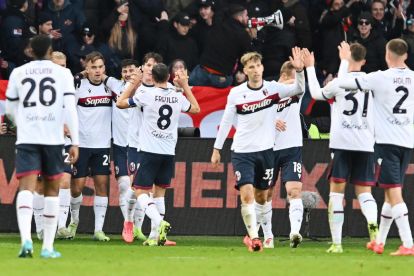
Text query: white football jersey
322 72 375 152
339 68 414 149
76 78 112 148
127 83 153 149
214 73 305 153
6 60 75 145
105 77 128 147
132 85 191 155
273 95 303 150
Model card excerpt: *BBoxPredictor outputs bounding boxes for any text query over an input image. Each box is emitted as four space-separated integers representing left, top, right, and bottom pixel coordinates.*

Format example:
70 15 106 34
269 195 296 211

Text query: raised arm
174 69 200 114
116 67 142 109
302 48 325 100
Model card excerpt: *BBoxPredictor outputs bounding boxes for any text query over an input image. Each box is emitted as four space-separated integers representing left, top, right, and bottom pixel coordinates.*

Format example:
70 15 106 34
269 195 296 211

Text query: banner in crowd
0 81 231 137
1 136 414 237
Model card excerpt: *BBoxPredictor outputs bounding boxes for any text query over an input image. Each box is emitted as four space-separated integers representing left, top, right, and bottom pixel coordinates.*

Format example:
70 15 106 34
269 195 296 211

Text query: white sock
134 200 146 229
150 197 166 239
94 196 108 233
137 194 162 227
58 188 71 229
358 192 378 224
328 192 344 245
42 197 59 251
261 200 273 239
241 203 258 239
118 176 130 220
16 191 34 245
289 198 304 235
70 194 83 224
254 201 265 230
33 192 44 234
392 203 413 248
376 202 393 245
125 188 137 222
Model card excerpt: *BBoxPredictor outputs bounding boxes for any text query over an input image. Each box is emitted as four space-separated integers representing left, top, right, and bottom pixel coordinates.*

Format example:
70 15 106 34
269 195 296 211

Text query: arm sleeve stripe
355 78 363 91
321 92 329 100
64 92 75 96
185 104 191 113
6 96 19 101
103 76 110 86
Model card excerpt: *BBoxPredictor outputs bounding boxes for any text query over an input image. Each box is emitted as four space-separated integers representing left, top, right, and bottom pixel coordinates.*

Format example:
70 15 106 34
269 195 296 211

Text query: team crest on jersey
88 89 92 93
72 166 78 176
129 162 136 172
235 171 241 181
263 89 269 96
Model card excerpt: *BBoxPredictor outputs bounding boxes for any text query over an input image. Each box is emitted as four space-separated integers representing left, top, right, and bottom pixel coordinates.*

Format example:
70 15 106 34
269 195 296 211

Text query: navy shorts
231 148 274 190
272 147 302 186
375 144 412 188
63 145 72 174
328 149 375 186
127 147 141 175
132 151 174 189
72 147 111 178
113 144 128 178
15 144 64 180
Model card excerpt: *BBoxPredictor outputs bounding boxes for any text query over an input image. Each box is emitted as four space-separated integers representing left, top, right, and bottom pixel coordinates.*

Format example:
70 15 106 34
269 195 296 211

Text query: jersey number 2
22 77 56 108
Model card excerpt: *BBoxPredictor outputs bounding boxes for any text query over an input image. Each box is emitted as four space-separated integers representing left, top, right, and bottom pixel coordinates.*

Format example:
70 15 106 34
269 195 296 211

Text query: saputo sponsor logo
78 96 112 107
237 94 279 114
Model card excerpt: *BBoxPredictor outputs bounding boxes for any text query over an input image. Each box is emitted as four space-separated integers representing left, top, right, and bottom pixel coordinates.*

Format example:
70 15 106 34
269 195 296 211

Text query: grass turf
1 234 414 276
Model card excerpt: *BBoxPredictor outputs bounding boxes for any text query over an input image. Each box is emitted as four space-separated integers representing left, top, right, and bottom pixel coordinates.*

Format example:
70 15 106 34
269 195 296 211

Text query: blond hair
241 52 262 67
386 38 408 57
108 20 137 58
51 51 66 61
280 61 295 77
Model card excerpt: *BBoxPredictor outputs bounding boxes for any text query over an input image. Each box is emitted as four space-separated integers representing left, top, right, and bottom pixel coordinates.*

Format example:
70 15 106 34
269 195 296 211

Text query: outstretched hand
302 48 315 68
289 47 304 71
338 41 351 61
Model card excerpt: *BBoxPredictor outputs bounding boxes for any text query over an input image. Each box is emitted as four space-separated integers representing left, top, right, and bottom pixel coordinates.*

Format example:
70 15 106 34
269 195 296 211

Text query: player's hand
290 47 304 72
302 48 315 68
275 120 287 132
174 69 190 89
50 29 62 39
211 149 221 168
338 41 351 61
0 123 7 135
68 145 79 164
128 67 143 89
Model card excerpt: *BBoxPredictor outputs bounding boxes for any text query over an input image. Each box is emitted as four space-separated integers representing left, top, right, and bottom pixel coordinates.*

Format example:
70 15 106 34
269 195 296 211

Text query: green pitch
1 234 414 276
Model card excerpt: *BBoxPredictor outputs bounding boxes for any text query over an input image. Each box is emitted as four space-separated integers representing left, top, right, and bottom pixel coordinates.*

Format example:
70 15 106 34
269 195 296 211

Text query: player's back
7 60 74 145
327 72 375 152
370 68 414 148
136 85 190 155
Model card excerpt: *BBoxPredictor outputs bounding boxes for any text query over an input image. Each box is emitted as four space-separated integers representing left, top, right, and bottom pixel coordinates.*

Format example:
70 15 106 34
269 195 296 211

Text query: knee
288 188 301 199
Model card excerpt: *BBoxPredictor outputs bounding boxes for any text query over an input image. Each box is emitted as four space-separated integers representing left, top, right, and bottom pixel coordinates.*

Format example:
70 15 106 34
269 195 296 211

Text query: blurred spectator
282 0 312 49
371 0 404 40
67 22 101 73
101 1 138 76
352 12 387 72
190 0 217 54
319 0 357 83
157 12 198 71
43 0 86 52
0 0 31 68
168 58 187 86
402 12 414 69
163 0 193 19
189 4 252 88
37 11 62 41
83 0 114 29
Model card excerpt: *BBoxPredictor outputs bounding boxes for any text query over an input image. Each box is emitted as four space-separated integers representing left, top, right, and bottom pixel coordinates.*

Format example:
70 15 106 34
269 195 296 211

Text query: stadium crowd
0 0 414 84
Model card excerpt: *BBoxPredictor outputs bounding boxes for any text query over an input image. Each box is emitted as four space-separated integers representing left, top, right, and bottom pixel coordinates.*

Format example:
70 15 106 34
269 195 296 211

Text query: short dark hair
30 34 52 59
121 59 139 68
350 43 366 62
142 52 163 65
84 51 105 64
152 63 169 83
386 39 408 56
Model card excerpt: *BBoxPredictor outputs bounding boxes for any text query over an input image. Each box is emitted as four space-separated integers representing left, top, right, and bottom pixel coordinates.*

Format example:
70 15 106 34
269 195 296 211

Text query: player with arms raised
338 39 414 256
5 35 79 258
211 50 305 252
304 42 379 253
